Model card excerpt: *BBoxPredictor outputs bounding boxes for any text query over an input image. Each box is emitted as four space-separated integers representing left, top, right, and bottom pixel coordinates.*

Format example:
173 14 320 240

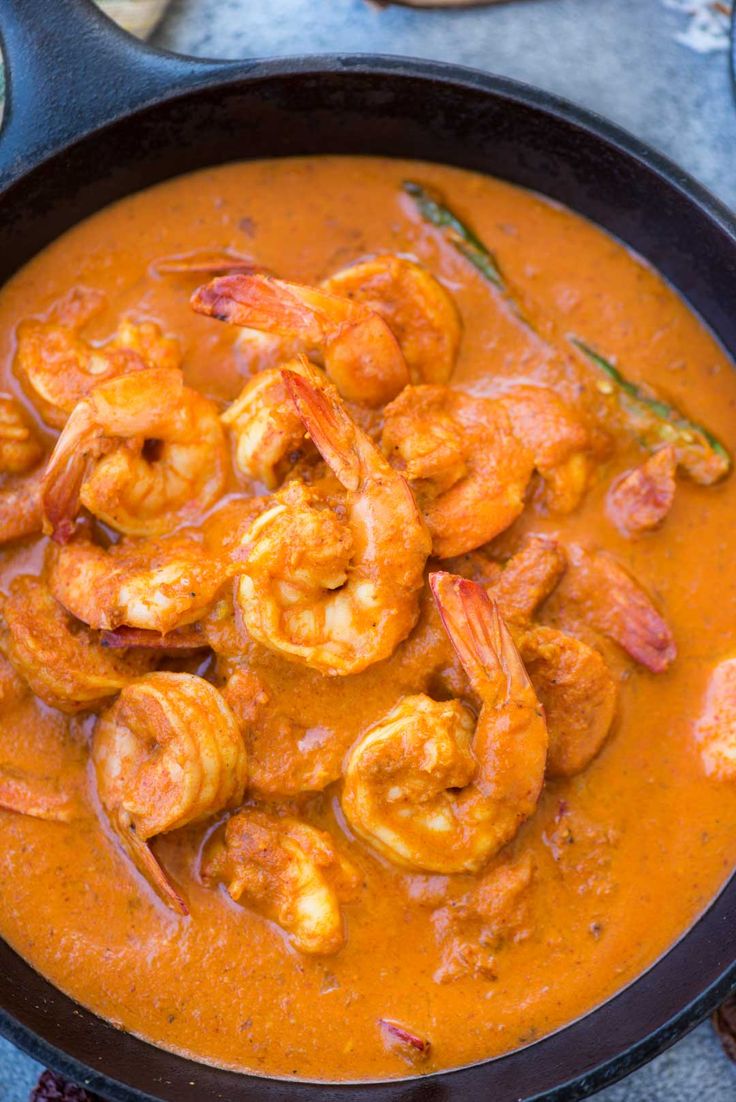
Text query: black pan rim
3 50 736 243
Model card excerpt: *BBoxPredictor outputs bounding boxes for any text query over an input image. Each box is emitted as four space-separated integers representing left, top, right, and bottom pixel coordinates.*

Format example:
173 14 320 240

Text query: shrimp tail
40 401 96 543
110 808 189 916
430 572 532 698
0 768 84 823
282 369 363 492
194 273 407 407
191 274 324 342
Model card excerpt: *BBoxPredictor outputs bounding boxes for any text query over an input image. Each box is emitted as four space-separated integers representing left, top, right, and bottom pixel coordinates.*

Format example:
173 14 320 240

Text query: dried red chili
379 1018 432 1062
30 1070 102 1102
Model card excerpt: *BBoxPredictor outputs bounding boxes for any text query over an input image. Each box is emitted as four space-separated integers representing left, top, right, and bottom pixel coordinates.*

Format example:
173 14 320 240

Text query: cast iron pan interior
0 1 735 1099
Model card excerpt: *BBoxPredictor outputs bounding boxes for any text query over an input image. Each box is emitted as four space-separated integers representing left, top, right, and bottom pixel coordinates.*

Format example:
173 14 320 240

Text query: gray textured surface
2 0 736 1099
155 0 736 209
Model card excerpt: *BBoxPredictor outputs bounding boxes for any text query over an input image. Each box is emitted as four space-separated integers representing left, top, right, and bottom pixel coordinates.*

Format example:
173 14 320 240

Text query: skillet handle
0 0 246 190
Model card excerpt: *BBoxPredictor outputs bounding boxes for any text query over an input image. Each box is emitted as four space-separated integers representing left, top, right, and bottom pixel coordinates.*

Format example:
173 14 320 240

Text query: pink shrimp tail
40 403 95 543
191 274 323 342
112 808 189 916
41 462 84 543
282 369 362 492
430 571 532 696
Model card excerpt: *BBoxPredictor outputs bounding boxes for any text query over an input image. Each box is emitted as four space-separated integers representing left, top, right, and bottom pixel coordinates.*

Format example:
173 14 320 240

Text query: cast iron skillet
0 0 736 1099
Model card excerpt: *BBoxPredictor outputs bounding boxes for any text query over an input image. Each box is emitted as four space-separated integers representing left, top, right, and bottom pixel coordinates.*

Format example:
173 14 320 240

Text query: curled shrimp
459 537 617 776
0 397 45 543
322 255 462 385
191 273 409 407
497 385 593 513
382 385 534 558
47 531 239 635
41 366 228 541
606 445 677 537
202 809 359 954
482 535 568 626
236 370 431 675
559 544 676 673
0 575 153 713
14 287 180 428
342 574 548 873
93 672 247 914
97 498 269 652
519 626 616 777
221 356 326 489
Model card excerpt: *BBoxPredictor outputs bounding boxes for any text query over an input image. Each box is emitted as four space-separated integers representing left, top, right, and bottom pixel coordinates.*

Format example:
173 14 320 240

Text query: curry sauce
0 156 734 1080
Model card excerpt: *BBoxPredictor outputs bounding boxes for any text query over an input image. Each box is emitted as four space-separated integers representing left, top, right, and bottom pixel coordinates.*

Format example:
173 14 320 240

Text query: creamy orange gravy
0 156 735 1081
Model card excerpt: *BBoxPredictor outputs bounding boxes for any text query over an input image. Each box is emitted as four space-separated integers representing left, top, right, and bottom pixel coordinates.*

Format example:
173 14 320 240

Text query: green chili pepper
403 181 505 289
572 339 731 485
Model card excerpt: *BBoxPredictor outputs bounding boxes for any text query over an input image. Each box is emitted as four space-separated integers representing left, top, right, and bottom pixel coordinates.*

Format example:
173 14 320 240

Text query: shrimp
341 574 548 873
498 385 592 513
14 287 180 428
220 641 426 796
236 370 431 675
221 357 326 488
0 396 43 474
0 468 44 544
0 653 27 710
0 575 153 713
455 538 617 777
0 397 45 543
47 532 239 635
93 672 247 914
606 445 677 537
322 255 462 385
104 503 272 642
518 626 616 777
202 809 359 954
694 658 736 780
445 535 566 624
0 765 85 822
381 385 534 558
558 544 676 673
191 273 409 407
41 367 228 541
